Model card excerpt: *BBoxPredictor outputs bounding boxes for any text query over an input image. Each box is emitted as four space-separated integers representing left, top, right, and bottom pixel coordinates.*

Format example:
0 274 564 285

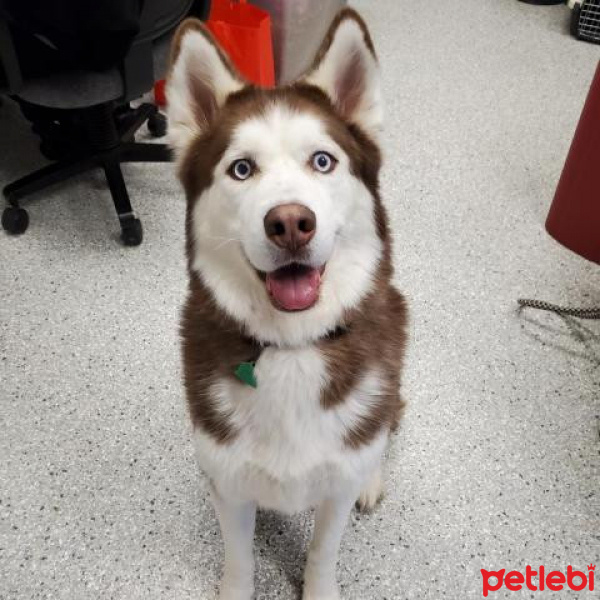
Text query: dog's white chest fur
193 347 386 513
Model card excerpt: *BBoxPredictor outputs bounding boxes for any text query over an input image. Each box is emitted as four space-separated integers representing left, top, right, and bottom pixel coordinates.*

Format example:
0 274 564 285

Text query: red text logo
481 565 595 596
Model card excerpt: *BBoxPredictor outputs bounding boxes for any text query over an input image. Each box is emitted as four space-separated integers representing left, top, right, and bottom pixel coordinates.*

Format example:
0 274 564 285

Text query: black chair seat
17 32 171 109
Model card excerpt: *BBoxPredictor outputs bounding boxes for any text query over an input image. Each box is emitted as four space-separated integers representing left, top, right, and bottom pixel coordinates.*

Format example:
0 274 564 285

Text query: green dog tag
234 361 257 388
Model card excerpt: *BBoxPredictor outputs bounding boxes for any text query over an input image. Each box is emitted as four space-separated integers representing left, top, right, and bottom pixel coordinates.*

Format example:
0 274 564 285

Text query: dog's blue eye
229 159 254 181
311 151 336 174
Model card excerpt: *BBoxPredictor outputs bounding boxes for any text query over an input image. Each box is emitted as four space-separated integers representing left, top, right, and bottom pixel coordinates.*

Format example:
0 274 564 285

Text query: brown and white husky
167 9 407 599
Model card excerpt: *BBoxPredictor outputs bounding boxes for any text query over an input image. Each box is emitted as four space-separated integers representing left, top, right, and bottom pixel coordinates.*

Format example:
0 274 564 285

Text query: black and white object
570 0 600 43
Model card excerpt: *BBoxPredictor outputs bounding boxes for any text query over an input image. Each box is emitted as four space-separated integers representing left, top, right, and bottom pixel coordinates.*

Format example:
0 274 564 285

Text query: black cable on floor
518 298 600 319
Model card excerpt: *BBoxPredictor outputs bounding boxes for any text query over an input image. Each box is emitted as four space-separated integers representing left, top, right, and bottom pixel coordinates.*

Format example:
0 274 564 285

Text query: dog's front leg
303 493 355 600
211 486 257 600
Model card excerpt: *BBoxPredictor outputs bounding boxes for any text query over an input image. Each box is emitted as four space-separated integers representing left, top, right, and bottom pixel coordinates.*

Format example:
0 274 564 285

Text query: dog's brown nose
264 203 316 251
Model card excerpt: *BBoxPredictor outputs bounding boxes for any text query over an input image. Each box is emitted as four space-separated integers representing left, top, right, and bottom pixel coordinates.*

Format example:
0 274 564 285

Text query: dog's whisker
205 236 242 251
206 235 242 241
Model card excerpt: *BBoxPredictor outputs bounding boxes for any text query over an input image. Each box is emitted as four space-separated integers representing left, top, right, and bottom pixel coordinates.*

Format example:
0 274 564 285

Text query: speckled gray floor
1 1 599 599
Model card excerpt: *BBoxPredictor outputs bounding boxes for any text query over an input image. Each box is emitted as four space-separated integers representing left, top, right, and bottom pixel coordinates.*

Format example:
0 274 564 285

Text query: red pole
546 62 600 265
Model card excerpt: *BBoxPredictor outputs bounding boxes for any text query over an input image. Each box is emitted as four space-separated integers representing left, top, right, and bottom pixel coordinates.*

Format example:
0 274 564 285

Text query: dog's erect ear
167 19 244 155
303 9 382 139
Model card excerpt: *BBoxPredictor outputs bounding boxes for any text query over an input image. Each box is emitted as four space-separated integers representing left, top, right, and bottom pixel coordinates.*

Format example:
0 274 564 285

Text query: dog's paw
218 583 254 600
355 469 384 513
303 572 341 600
219 591 253 600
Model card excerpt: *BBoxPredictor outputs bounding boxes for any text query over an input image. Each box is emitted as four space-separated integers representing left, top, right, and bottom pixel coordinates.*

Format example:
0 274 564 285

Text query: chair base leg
118 103 157 141
102 158 143 246
2 100 171 245
120 142 171 163
3 155 97 204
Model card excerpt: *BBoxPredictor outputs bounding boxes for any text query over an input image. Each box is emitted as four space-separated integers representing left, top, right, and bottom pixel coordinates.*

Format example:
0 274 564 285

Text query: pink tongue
266 267 321 311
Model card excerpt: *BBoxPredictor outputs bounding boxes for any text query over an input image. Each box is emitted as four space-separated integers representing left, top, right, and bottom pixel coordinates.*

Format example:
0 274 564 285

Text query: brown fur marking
181 276 264 442
319 281 407 449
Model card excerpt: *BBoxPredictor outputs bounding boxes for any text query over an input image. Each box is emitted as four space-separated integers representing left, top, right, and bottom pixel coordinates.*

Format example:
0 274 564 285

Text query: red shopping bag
154 0 275 106
206 0 275 87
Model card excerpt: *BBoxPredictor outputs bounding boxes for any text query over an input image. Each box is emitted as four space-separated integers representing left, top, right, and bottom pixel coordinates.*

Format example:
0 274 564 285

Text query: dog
166 8 407 599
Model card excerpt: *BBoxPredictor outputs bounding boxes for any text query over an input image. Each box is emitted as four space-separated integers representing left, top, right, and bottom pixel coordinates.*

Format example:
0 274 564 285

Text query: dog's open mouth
264 263 324 312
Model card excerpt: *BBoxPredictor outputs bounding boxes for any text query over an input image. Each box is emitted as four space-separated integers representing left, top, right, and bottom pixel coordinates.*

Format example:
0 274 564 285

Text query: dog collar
234 326 348 389
234 361 258 388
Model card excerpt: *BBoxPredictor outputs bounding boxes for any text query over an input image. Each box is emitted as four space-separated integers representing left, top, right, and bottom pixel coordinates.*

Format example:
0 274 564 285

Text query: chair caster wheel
120 217 143 246
147 112 167 138
2 206 29 235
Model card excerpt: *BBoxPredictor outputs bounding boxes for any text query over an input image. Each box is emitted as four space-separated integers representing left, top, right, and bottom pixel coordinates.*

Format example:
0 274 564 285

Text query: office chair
0 0 204 246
